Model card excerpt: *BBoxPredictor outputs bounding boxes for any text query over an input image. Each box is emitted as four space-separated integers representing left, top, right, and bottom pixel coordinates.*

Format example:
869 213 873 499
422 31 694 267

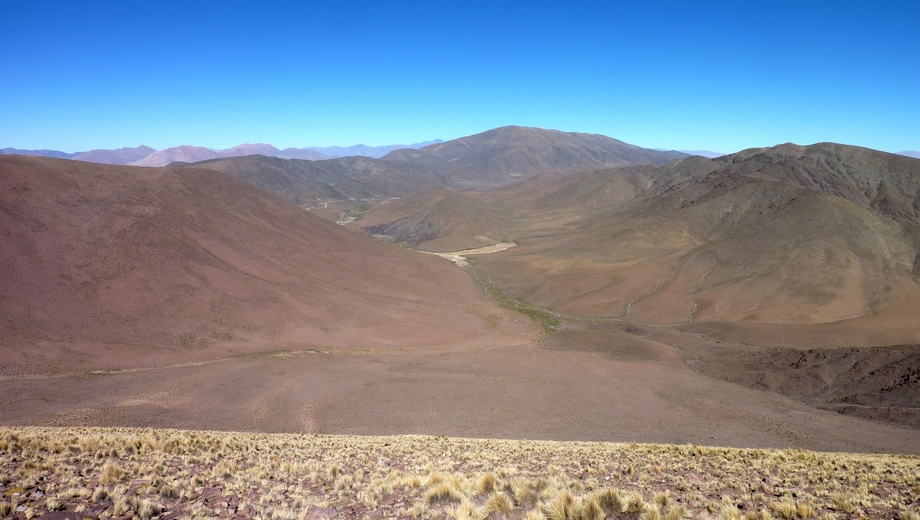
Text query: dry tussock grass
0 427 917 519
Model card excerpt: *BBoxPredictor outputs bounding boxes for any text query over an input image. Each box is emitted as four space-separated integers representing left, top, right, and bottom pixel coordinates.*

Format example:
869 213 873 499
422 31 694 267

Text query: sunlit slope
465 145 920 336
0 156 536 373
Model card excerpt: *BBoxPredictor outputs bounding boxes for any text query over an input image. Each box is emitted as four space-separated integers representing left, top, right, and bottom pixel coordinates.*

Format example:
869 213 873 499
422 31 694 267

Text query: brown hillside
358 189 514 252
359 144 920 342
383 126 687 187
478 191 920 340
185 154 445 207
357 156 720 251
0 155 536 375
715 142 920 223
169 127 690 226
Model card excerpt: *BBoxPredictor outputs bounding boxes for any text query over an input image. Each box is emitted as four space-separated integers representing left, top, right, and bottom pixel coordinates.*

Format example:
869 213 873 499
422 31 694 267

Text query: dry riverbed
424 242 518 267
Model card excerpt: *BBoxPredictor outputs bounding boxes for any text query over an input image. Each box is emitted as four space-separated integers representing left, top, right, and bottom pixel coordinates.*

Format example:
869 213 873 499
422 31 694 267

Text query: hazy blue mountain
679 149 726 158
0 140 438 166
73 146 156 164
1 148 80 159
130 145 219 166
277 148 331 160
302 140 443 159
897 151 920 159
130 143 312 166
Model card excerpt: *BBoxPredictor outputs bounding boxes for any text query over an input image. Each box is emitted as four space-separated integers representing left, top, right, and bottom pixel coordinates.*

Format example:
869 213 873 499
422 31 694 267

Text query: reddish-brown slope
0 156 536 374
453 147 920 335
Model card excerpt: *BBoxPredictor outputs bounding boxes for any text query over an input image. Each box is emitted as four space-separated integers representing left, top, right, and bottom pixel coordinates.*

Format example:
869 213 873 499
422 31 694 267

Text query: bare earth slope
357 145 920 336
471 146 920 334
718 142 920 223
0 155 535 375
357 156 718 251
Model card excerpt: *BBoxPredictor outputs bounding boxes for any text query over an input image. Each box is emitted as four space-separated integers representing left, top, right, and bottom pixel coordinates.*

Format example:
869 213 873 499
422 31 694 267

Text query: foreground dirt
2 427 918 520
1 335 918 455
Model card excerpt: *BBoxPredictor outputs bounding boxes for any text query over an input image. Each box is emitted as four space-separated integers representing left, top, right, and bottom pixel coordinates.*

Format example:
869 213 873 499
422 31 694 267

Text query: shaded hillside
383 126 688 187
172 127 692 223
522 156 719 212
695 343 920 427
0 155 536 374
185 154 446 207
358 156 717 251
359 189 514 252
716 142 920 223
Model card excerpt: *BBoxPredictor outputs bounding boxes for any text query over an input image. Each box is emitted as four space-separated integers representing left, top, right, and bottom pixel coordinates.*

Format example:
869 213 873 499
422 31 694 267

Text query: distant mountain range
679 149 726 158
0 140 443 166
126 144 328 166
383 126 688 187
5 141 915 166
177 126 689 205
302 141 443 159
1 148 80 159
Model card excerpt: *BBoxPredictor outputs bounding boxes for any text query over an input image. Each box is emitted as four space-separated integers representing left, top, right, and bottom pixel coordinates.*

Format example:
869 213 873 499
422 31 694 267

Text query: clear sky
2 1 918 154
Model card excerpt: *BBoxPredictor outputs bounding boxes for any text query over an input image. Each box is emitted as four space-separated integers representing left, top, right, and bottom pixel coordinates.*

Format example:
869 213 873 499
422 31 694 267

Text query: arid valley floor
2 127 919 519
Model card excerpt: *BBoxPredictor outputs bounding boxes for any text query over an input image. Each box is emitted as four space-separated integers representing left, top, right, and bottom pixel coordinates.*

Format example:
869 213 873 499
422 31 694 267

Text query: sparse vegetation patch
337 201 372 225
466 264 561 333
0 427 918 519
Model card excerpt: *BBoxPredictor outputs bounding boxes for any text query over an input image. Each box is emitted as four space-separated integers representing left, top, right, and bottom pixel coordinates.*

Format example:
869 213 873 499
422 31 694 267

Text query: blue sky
2 1 918 153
